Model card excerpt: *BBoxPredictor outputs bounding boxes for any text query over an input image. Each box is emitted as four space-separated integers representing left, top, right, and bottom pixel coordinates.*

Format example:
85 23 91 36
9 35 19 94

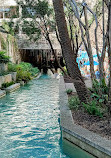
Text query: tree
52 0 90 103
108 1 111 101
13 0 66 74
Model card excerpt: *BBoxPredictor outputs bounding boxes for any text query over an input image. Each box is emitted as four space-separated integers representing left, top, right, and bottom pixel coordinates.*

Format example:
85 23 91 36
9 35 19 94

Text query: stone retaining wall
59 76 111 158
5 83 20 93
0 74 12 88
0 63 8 73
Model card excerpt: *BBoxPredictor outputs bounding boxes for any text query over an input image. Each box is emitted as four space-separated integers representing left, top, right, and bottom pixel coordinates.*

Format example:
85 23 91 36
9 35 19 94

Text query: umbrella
84 61 99 66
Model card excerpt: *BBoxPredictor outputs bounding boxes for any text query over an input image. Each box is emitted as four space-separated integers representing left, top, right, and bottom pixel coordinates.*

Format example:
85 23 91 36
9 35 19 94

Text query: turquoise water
0 77 69 158
0 76 95 158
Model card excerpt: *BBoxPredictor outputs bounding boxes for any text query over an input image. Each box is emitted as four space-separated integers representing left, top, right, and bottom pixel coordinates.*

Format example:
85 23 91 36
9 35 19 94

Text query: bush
16 69 31 82
88 79 109 106
8 62 39 82
92 79 109 95
16 62 39 76
0 51 10 63
2 81 15 88
66 89 73 94
68 96 80 110
82 100 104 117
8 62 17 72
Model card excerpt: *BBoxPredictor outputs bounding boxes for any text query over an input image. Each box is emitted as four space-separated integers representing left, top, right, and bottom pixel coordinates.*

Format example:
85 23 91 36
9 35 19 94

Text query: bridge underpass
19 49 63 73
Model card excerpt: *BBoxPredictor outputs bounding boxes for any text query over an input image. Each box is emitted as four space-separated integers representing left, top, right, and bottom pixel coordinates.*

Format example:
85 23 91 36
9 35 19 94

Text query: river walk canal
0 75 95 158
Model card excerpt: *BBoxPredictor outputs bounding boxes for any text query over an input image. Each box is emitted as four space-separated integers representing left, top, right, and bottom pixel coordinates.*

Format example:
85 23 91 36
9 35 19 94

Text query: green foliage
2 21 14 36
2 81 15 88
82 100 104 117
30 67 39 76
0 51 10 63
36 0 49 17
14 0 55 43
66 89 73 94
1 36 7 50
21 0 51 18
81 79 108 117
22 20 41 41
8 62 39 82
8 62 17 72
16 69 31 82
68 96 80 110
16 62 39 76
90 79 109 104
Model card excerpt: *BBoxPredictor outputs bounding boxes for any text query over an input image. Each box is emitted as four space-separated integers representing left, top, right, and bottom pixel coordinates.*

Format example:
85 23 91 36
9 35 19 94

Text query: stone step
0 90 6 98
5 83 20 93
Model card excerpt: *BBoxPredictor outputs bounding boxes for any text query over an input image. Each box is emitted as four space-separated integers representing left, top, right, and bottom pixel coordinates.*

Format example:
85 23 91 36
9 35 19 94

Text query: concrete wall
0 74 12 88
0 63 8 73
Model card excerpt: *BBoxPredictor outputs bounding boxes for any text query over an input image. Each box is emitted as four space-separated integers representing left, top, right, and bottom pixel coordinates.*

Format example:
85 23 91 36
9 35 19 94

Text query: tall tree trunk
52 0 90 103
108 1 111 101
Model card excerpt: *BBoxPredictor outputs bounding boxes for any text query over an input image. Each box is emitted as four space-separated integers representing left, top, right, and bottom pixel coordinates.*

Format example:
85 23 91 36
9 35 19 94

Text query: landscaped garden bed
60 76 111 158
4 83 20 93
65 79 111 140
0 61 40 98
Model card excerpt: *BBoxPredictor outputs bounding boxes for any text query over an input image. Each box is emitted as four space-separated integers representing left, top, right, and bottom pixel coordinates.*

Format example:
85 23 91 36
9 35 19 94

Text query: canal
0 75 95 158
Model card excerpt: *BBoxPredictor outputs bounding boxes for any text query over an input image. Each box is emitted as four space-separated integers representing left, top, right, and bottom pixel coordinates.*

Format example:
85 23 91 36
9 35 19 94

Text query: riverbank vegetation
0 0 111 139
0 51 10 63
53 0 111 133
8 62 39 83
67 78 111 139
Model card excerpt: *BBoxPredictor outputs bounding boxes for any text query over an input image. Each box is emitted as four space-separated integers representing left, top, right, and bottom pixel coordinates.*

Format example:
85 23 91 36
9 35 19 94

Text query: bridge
17 34 63 73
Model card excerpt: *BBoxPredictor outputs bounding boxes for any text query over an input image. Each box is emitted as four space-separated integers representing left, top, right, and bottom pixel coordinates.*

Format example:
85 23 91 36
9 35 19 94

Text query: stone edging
59 76 111 158
0 90 6 98
0 73 41 98
5 83 20 93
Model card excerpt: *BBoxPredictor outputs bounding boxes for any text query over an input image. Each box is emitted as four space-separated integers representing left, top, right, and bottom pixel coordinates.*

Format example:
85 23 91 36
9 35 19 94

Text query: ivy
0 35 7 50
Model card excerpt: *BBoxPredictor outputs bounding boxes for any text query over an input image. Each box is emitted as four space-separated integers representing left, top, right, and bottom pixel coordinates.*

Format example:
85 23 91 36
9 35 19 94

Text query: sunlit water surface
0 76 69 158
0 75 95 158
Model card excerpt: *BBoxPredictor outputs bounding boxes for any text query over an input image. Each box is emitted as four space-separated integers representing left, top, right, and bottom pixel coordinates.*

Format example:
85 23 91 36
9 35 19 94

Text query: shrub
2 81 15 88
0 51 10 63
66 89 73 94
89 79 109 105
68 96 80 110
30 67 39 76
91 79 109 95
16 69 31 82
8 62 39 82
16 62 39 76
82 100 104 117
8 62 17 72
